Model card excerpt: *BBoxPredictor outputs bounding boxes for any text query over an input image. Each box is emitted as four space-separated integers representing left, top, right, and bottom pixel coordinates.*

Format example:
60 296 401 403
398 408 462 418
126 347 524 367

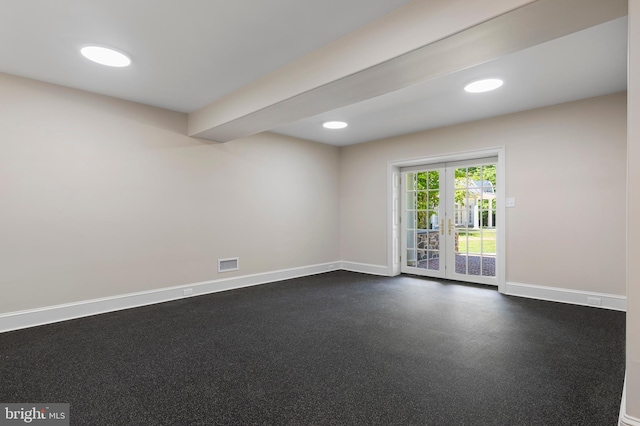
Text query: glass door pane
446 163 497 285
401 168 445 277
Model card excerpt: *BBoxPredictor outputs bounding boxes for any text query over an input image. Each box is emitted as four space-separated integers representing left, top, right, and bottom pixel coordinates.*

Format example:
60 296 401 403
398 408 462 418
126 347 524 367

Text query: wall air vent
218 257 239 273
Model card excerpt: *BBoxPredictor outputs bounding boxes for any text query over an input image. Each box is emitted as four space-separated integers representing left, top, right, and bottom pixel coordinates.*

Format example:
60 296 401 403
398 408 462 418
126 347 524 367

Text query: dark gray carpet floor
0 271 625 425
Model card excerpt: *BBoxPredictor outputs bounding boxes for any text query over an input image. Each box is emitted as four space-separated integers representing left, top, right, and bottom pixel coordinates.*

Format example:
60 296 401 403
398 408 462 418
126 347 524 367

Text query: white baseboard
620 375 640 426
0 265 626 333
339 261 390 276
0 262 341 333
620 411 639 425
505 281 626 311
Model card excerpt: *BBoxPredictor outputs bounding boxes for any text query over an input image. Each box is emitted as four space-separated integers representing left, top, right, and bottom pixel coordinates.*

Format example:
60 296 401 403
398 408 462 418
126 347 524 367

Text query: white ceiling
0 0 412 112
273 17 628 146
0 2 628 146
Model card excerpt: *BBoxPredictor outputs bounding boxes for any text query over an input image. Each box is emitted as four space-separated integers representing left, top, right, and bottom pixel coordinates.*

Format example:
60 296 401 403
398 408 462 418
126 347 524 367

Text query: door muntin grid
452 164 497 278
404 170 442 271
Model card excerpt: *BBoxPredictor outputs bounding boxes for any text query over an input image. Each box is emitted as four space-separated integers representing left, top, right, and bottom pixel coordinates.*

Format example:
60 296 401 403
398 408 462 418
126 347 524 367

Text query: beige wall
340 93 627 296
0 72 629 317
626 0 640 420
0 73 340 314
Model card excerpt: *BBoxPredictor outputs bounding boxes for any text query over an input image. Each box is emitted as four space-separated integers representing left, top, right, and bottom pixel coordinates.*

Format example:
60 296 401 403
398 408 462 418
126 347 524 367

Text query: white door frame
387 147 506 294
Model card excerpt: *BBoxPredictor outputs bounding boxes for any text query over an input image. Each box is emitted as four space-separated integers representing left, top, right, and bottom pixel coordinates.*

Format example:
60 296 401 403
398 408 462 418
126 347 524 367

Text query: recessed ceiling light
464 78 504 93
323 121 348 129
81 45 131 67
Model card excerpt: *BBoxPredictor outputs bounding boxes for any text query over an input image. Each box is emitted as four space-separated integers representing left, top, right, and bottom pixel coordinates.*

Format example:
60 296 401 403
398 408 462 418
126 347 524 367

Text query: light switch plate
505 198 516 208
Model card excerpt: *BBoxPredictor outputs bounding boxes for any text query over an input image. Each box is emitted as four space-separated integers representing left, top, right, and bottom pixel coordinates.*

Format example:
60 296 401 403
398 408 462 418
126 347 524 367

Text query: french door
400 158 498 286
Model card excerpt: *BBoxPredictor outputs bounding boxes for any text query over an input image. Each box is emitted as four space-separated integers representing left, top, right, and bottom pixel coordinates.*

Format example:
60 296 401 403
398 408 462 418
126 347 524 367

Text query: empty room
1 0 640 425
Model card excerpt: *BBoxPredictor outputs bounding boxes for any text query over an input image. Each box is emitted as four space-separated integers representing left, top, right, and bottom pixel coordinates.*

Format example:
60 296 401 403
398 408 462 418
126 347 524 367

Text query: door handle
440 219 444 235
448 219 454 236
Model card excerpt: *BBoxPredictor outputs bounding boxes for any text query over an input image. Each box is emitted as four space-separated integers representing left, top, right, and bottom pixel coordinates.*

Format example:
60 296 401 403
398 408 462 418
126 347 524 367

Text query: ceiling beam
189 0 627 143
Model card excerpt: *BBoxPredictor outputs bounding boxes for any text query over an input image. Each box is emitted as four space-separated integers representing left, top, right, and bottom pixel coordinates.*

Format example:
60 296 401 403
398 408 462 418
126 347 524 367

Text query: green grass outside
458 229 496 254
